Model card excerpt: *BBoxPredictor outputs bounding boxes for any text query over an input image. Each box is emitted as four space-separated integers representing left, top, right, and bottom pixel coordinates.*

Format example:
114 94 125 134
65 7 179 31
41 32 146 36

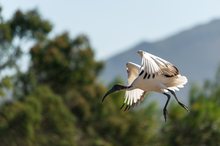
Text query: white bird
102 50 189 121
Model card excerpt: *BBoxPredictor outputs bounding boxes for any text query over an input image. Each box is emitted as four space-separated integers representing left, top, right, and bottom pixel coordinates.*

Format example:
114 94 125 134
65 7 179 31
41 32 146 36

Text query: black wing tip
120 103 125 110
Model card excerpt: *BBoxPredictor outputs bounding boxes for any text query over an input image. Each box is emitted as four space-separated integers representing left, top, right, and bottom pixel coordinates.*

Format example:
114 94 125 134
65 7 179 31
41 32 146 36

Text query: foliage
0 86 76 146
0 5 159 146
0 76 12 97
0 6 51 72
160 67 220 146
1 4 220 146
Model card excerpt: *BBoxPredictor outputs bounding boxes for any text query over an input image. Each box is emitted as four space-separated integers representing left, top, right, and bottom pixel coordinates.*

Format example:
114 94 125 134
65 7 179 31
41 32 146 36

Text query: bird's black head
102 84 128 102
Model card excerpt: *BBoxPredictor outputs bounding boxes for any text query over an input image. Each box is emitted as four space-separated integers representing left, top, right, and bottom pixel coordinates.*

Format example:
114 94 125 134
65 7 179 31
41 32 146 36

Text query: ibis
102 50 189 121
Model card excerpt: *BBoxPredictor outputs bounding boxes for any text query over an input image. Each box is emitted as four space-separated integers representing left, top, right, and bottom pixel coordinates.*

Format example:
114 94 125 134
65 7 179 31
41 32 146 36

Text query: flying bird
102 50 189 121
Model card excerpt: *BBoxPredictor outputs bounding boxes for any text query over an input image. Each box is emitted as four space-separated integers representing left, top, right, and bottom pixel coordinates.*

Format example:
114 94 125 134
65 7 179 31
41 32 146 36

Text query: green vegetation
1 5 220 146
160 67 220 146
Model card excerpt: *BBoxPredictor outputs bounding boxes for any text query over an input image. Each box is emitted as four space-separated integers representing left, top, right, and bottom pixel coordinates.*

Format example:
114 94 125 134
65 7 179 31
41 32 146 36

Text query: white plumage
102 50 189 121
124 62 145 106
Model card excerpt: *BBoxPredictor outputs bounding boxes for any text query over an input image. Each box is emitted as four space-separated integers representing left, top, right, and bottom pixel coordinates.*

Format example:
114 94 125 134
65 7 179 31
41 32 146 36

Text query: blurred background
1 1 220 146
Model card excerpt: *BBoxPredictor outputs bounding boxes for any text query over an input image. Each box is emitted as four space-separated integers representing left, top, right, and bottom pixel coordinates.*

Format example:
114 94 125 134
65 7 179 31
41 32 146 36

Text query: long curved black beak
102 84 128 102
102 87 115 102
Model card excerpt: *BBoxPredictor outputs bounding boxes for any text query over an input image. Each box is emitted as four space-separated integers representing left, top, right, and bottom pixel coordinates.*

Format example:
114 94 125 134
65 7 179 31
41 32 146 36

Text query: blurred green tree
0 7 51 72
0 5 160 146
160 67 220 146
29 31 160 146
0 86 76 146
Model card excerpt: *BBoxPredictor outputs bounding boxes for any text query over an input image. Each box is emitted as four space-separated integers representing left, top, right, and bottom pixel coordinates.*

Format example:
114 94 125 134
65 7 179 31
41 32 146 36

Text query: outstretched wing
140 51 179 78
124 62 145 107
126 62 141 85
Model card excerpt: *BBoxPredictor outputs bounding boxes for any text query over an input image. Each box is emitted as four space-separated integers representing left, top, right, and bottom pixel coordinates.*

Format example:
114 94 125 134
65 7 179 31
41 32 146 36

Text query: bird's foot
178 102 189 112
163 108 168 122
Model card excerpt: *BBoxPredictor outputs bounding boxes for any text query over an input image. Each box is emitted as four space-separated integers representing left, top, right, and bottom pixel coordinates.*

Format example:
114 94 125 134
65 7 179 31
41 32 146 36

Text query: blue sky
1 0 220 59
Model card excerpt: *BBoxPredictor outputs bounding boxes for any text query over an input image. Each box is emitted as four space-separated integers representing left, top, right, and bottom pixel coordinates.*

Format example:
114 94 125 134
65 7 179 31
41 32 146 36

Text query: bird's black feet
168 89 189 112
178 102 189 112
163 92 171 122
163 108 168 122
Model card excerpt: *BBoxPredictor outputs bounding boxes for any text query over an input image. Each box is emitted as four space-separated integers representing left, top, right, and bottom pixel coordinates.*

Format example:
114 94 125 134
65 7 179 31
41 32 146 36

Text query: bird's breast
132 76 165 93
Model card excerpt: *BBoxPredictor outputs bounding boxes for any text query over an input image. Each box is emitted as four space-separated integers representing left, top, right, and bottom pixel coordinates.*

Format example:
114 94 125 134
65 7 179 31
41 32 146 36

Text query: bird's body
102 50 189 121
131 73 187 93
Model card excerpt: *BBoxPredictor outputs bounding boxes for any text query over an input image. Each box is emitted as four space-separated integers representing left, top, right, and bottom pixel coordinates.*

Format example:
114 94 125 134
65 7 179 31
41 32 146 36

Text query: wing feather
125 62 145 106
140 51 179 77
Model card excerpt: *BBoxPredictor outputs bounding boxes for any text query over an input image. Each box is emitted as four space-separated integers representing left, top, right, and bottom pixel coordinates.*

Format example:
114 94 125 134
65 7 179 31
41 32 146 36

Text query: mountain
100 19 220 105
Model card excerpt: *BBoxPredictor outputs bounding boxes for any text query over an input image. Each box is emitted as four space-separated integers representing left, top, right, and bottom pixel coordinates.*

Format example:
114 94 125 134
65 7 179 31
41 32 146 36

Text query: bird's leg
168 89 189 112
163 93 171 122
